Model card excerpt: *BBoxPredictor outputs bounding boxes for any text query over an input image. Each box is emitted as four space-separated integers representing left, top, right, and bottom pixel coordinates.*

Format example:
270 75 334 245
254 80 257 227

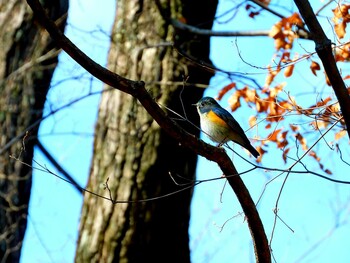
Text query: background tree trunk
0 1 68 262
75 0 217 262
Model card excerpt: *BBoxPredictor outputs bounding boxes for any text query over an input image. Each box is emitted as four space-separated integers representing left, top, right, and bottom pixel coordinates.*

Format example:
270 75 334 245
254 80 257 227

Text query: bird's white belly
200 115 230 143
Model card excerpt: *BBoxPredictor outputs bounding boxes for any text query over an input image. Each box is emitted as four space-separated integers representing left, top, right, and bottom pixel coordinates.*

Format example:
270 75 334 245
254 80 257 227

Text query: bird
195 97 260 158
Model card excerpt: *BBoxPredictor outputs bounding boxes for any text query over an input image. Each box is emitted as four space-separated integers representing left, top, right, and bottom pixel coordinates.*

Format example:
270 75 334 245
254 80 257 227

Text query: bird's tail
246 144 260 158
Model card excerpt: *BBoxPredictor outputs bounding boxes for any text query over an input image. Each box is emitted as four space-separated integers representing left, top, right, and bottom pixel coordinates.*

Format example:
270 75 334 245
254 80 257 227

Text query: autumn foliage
216 3 350 171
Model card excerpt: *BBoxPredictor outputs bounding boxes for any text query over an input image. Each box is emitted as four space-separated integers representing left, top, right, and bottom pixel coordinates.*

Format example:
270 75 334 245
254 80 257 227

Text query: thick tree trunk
0 1 68 262
75 0 217 262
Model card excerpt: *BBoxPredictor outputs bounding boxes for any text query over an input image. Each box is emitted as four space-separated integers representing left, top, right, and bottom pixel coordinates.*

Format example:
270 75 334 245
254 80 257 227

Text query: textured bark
0 1 68 262
75 0 217 262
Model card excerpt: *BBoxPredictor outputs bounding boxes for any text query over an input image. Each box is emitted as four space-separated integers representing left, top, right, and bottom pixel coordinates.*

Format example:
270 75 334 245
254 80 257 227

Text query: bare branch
172 19 271 37
35 139 83 194
249 0 285 19
26 0 271 261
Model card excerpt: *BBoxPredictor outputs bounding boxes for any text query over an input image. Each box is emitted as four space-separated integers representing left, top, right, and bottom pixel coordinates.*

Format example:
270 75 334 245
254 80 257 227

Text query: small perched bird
195 97 260 158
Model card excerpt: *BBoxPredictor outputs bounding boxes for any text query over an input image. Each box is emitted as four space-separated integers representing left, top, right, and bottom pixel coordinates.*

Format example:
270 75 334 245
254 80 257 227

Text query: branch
249 0 285 19
293 0 350 139
36 139 83 194
172 19 271 37
172 18 310 40
0 89 104 155
26 0 271 262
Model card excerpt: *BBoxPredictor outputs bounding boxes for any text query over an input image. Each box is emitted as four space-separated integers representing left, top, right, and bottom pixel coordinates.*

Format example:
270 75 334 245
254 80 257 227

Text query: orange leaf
335 22 347 39
228 91 241 112
310 61 321 76
282 147 290 163
269 13 303 50
243 86 257 103
269 82 286 99
267 128 282 142
269 23 282 39
325 72 331 86
265 65 281 87
335 43 350 62
217 82 236 100
296 133 308 151
281 131 288 139
309 150 321 162
259 0 271 5
335 130 347 140
290 124 299 132
317 97 332 107
287 13 303 27
256 146 266 163
284 64 294 77
256 99 269 113
277 138 288 149
278 100 293 111
332 4 350 39
249 116 257 128
324 169 333 175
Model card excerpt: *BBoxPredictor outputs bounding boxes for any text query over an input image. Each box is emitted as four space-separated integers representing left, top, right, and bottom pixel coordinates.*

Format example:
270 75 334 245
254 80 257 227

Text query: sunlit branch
172 19 271 37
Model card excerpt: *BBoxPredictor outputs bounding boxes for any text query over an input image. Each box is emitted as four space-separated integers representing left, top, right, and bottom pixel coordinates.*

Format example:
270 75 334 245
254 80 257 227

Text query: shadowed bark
0 1 68 261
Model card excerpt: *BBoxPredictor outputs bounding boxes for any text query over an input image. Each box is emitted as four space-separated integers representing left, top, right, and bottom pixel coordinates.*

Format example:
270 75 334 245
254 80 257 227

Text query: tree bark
0 1 68 262
75 0 217 262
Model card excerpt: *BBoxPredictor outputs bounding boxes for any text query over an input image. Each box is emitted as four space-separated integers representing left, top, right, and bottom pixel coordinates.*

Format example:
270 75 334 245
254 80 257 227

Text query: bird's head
194 97 219 113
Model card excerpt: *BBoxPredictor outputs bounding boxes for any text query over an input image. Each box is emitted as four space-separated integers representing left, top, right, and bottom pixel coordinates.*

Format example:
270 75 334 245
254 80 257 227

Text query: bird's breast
206 110 228 127
200 110 231 143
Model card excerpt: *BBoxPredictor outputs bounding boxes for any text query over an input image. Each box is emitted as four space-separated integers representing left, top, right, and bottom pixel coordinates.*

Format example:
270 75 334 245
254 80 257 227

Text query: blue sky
21 1 350 262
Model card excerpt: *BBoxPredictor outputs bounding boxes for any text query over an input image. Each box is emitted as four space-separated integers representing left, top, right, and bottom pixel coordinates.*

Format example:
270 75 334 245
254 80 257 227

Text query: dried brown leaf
310 61 321 76
217 82 236 100
284 64 294 77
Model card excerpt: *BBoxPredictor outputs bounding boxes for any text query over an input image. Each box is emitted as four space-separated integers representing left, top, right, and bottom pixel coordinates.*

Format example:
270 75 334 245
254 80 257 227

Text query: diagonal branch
293 0 350 139
26 0 271 262
36 139 83 194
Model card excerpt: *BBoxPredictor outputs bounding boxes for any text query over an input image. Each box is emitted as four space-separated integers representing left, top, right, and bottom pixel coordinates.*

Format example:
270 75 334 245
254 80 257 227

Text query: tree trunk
75 0 217 262
0 1 68 262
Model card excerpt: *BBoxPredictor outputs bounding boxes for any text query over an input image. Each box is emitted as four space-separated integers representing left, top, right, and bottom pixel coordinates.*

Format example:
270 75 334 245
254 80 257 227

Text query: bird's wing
211 107 247 136
211 107 260 157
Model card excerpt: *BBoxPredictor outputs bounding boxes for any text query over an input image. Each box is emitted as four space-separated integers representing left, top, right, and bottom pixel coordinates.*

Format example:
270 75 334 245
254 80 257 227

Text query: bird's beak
192 102 198 107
